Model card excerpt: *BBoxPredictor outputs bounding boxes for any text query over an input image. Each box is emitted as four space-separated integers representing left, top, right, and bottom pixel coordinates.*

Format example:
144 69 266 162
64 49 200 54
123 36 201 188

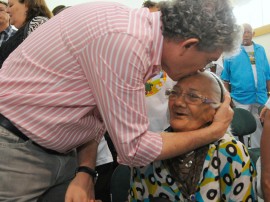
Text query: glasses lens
185 93 202 104
165 89 171 97
165 89 178 99
166 89 215 105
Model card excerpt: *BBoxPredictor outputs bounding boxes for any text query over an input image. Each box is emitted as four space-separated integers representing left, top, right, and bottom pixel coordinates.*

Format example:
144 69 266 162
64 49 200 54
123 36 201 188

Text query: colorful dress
129 132 257 201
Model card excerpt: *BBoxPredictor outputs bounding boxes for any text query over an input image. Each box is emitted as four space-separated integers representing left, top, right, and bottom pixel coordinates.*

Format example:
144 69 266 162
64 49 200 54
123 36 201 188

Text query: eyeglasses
165 88 217 105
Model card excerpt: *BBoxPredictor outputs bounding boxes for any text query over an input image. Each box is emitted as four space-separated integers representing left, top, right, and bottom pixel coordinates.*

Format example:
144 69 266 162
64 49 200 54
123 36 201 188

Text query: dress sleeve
219 137 257 201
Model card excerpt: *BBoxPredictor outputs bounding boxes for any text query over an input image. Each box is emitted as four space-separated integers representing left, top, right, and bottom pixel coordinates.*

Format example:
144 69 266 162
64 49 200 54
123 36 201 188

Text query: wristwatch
75 166 98 183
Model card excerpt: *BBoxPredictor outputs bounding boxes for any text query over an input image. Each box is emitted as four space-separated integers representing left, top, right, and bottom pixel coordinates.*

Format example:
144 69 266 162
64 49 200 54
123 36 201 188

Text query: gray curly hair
159 0 241 55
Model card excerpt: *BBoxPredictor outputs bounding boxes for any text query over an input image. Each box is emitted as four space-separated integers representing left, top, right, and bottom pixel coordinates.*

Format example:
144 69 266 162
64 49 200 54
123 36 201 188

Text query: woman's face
7 0 28 29
168 73 218 132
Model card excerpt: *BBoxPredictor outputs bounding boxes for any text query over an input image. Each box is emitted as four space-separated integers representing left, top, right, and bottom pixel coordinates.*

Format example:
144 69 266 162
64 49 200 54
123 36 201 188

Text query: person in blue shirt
221 23 270 149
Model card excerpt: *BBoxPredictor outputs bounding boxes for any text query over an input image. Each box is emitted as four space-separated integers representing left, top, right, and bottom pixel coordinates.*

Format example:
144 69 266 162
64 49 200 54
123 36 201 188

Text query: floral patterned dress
129 133 257 202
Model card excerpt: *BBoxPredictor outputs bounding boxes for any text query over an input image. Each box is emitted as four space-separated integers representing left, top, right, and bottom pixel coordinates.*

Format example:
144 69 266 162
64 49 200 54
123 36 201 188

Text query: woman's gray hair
159 0 242 56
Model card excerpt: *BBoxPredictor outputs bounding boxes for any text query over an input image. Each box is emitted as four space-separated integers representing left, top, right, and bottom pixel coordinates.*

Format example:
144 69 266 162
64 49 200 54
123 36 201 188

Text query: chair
110 164 131 202
231 107 260 164
231 107 257 144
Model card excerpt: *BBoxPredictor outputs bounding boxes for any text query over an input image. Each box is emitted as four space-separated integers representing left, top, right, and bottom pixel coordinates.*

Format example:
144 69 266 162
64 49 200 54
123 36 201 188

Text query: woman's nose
173 94 186 106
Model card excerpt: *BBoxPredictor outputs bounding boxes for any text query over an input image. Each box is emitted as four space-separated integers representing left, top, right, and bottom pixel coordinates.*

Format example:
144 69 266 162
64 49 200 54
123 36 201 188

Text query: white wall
233 0 270 28
46 0 145 11
46 0 270 28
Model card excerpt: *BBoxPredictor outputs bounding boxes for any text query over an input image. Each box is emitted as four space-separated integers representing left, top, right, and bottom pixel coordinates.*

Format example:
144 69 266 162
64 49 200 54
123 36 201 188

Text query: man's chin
165 71 183 81
162 66 197 81
169 72 198 81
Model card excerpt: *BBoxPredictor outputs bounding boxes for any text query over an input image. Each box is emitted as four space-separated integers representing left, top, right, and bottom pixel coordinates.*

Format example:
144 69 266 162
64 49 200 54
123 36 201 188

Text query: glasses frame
165 88 217 105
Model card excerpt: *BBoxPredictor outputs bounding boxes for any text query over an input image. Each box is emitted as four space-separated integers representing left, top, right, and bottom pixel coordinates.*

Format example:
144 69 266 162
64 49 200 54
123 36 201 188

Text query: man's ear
182 38 199 49
179 38 199 55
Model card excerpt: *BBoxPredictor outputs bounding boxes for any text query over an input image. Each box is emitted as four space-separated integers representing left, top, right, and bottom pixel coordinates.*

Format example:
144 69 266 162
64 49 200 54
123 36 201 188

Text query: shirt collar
1 25 15 35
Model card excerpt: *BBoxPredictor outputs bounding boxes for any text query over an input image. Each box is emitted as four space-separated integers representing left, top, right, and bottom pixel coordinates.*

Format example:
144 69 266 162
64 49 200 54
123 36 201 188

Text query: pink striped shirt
0 2 163 166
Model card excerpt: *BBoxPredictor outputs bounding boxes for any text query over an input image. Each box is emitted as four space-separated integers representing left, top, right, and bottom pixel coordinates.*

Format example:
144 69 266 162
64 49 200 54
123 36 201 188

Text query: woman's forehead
176 74 210 88
176 73 217 95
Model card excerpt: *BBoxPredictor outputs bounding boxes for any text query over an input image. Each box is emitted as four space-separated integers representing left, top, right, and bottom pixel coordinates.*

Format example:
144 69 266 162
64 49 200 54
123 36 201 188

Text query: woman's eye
188 93 199 98
171 90 177 95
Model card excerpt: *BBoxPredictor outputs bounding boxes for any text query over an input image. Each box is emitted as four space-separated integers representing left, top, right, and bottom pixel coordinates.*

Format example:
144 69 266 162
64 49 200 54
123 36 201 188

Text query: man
221 23 270 148
142 0 175 132
0 0 240 201
0 0 16 47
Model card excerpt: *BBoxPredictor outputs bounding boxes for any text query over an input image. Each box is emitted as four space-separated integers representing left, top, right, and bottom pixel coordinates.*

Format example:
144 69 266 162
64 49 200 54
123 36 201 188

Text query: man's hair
52 5 66 16
142 0 158 8
159 0 241 56
19 0 52 22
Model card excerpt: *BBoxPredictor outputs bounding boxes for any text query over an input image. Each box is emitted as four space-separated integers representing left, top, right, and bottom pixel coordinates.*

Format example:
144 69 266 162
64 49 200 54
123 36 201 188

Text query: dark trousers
95 162 115 202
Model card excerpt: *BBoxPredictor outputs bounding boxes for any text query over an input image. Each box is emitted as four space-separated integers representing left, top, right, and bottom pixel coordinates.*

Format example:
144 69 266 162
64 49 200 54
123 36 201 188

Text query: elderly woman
129 71 257 201
0 0 52 67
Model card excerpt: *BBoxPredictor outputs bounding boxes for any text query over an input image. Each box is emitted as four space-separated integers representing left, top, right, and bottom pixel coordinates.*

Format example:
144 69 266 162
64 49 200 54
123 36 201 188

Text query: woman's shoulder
215 132 250 159
26 16 49 36
218 132 243 146
29 16 49 27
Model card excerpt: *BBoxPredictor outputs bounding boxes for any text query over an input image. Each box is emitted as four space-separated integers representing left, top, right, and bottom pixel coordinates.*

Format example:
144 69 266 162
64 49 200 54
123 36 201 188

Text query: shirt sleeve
220 59 231 82
80 33 163 166
261 48 270 81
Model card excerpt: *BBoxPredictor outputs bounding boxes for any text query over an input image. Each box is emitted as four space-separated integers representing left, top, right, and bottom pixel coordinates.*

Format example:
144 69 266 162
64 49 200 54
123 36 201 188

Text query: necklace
179 151 194 168
164 146 208 202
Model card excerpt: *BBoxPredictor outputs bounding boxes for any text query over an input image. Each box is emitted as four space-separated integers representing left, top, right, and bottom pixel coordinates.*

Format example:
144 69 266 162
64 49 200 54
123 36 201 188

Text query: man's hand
66 139 100 202
211 92 234 139
65 172 100 202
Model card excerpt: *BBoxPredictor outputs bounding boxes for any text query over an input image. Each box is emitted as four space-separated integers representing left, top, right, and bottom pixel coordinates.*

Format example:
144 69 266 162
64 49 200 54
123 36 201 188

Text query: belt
0 113 60 155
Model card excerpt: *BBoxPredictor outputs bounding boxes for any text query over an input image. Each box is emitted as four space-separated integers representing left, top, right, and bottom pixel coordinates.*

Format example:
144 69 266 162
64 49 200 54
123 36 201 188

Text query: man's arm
261 109 270 201
65 139 98 202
